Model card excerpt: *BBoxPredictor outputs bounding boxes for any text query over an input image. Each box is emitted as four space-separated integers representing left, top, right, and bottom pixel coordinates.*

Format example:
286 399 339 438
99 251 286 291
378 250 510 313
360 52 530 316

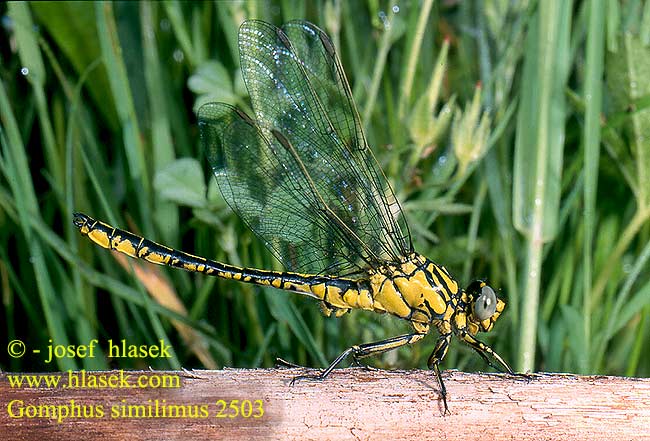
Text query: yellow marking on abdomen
310 283 326 299
183 263 198 271
324 286 347 309
144 251 170 265
88 229 111 249
113 237 138 257
283 281 313 294
342 288 373 310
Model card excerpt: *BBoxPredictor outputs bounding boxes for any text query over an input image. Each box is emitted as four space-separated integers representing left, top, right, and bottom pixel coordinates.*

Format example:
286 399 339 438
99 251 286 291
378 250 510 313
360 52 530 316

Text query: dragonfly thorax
364 254 506 340
366 254 460 330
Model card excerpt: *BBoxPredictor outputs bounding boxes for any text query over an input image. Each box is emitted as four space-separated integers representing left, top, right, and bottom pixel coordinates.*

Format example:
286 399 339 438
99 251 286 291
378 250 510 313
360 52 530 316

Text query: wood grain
1 369 648 440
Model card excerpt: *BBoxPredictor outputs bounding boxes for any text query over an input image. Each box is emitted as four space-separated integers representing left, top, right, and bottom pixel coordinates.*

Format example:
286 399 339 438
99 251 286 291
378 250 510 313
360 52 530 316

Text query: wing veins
270 129 381 266
201 20 414 274
272 24 405 263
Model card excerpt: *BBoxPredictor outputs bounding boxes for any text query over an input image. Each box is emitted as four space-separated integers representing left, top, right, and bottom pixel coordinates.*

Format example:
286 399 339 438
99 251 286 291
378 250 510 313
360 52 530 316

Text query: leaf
264 291 328 367
607 32 650 208
31 2 117 127
512 2 571 241
188 60 237 112
9 3 45 84
560 304 587 372
153 158 206 208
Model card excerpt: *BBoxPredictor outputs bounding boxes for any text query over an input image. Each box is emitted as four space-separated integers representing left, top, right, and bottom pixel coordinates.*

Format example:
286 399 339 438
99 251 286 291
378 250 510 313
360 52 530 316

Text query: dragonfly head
464 280 505 335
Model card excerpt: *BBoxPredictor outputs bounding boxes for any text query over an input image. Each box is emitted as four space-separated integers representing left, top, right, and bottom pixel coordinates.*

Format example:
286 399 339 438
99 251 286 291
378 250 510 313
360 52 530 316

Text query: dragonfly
74 19 513 413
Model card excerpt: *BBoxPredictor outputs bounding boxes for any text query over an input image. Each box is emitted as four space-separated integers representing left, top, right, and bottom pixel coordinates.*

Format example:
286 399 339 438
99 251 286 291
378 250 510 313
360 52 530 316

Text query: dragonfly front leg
290 332 426 385
427 333 452 415
457 329 513 374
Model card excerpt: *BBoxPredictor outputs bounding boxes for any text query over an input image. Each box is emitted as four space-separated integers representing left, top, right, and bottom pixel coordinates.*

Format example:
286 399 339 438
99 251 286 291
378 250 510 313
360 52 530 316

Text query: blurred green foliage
1 0 649 379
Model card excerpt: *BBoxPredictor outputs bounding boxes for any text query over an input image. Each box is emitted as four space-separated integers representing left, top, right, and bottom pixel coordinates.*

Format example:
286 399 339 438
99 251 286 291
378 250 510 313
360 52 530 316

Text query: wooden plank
1 369 649 440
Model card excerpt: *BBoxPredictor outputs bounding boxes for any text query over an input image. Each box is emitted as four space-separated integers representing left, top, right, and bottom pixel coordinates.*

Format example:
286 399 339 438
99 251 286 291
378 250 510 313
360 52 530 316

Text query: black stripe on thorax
427 263 454 297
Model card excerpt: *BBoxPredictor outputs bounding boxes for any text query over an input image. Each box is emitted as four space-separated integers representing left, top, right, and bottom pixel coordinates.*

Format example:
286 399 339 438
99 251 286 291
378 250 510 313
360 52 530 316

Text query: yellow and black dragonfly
74 19 513 413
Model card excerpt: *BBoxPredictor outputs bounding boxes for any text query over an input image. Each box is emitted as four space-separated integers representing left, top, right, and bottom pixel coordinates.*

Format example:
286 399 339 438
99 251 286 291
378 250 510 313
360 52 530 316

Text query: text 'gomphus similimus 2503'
74 19 514 414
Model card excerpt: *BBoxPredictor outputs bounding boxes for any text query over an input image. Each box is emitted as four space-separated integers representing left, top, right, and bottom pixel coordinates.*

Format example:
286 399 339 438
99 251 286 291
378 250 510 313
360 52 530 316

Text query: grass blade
513 0 572 372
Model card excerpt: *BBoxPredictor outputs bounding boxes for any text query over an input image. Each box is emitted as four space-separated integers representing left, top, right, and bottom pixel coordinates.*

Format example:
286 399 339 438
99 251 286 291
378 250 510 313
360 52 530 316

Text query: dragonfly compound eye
473 286 498 321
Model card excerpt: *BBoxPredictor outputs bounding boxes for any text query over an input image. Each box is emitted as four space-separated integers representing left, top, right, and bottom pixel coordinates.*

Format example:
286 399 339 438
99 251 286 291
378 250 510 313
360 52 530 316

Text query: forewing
237 20 411 269
280 20 411 257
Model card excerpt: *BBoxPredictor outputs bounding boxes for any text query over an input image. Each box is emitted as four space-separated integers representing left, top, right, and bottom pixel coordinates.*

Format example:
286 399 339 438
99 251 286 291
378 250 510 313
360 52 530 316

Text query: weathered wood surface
1 368 648 440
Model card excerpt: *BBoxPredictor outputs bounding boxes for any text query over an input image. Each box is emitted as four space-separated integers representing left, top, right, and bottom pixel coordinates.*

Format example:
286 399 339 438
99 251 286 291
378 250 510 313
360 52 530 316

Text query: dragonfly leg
457 329 513 374
277 356 369 371
427 333 452 415
351 357 379 372
290 332 425 385
276 356 374 373
275 358 304 369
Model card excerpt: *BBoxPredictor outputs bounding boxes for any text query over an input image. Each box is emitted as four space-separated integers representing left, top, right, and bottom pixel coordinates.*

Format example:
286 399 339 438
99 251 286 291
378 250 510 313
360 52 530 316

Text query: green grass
1 0 649 378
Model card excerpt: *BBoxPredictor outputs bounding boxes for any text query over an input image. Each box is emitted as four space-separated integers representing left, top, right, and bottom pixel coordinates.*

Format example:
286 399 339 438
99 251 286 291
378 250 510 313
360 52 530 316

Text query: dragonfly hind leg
275 358 304 369
289 332 426 386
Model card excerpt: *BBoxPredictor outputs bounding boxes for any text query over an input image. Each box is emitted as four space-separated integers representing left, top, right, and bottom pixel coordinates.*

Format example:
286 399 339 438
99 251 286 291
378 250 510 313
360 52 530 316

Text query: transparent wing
198 20 411 275
200 103 371 275
279 20 410 253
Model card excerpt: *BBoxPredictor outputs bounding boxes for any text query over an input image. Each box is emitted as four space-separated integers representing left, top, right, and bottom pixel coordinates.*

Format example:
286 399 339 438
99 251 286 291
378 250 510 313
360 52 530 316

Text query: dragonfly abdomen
73 213 454 332
74 213 233 275
73 213 372 305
